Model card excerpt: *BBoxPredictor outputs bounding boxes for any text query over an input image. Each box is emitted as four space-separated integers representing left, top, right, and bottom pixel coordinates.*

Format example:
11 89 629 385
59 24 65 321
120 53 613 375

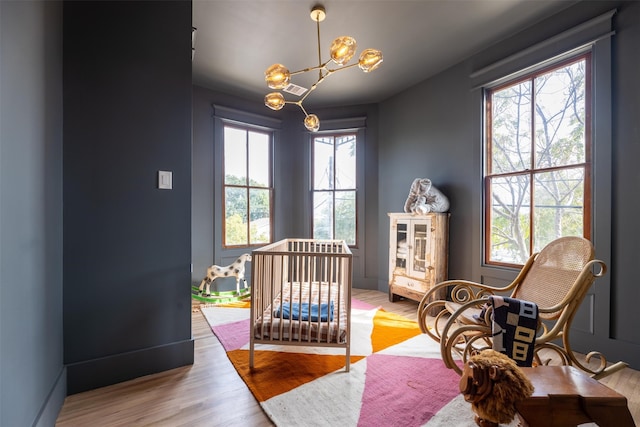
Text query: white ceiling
192 0 577 108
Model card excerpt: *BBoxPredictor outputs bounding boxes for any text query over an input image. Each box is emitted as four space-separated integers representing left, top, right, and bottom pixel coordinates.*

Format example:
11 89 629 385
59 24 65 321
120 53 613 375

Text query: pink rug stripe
358 354 461 427
351 298 376 310
212 319 249 351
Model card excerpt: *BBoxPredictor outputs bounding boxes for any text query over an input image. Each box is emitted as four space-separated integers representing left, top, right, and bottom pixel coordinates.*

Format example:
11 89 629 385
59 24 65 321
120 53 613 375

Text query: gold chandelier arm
284 100 305 113
316 14 323 80
291 60 361 77
263 4 381 132
298 72 330 104
298 61 355 105
297 102 309 117
289 61 331 76
325 62 360 73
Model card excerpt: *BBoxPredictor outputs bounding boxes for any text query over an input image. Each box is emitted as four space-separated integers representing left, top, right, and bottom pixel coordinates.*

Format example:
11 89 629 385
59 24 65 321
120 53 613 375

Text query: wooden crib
249 239 353 371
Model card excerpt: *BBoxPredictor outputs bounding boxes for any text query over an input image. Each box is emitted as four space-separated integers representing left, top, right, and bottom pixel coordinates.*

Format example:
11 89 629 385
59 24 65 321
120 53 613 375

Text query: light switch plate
158 171 172 189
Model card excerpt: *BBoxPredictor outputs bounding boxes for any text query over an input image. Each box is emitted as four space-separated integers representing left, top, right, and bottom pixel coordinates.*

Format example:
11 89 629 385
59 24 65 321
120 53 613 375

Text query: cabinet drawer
391 274 431 293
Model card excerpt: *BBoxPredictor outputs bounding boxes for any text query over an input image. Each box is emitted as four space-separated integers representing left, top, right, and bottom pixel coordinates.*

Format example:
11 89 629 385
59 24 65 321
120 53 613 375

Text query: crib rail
249 239 353 371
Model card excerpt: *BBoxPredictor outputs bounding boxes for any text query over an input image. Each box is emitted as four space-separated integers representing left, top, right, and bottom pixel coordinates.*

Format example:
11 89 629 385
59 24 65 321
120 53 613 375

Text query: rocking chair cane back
416 236 628 379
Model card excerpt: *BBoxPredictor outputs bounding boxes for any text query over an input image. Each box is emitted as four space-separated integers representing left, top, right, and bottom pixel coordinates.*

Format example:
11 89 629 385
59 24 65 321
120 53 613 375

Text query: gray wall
378 63 475 282
63 1 194 394
192 86 381 290
1 1 637 424
0 2 65 426
378 1 640 368
2 0 195 422
610 0 640 353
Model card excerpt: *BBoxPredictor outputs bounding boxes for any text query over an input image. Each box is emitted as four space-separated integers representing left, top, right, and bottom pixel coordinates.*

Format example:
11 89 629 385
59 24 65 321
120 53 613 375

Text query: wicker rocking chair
417 236 628 380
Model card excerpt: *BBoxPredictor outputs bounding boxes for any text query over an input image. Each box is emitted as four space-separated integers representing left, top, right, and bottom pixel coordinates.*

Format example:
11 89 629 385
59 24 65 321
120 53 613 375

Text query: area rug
200 300 519 427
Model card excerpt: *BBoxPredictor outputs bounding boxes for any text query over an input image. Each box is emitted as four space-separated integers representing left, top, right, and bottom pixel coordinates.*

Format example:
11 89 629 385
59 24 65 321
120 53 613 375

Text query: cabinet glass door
395 222 408 270
410 222 428 276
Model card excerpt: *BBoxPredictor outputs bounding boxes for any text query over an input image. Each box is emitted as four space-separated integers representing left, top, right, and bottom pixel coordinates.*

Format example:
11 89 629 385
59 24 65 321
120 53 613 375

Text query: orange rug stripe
227 350 365 402
371 309 422 353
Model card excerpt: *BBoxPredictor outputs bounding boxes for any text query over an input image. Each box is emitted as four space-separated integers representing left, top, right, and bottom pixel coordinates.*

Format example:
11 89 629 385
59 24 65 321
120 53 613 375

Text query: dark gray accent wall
611 0 640 345
0 2 65 426
378 63 476 283
378 1 640 368
63 1 193 394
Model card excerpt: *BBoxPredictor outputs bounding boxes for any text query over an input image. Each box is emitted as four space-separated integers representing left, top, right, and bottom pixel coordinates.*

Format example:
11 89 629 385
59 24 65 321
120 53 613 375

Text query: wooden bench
517 366 634 427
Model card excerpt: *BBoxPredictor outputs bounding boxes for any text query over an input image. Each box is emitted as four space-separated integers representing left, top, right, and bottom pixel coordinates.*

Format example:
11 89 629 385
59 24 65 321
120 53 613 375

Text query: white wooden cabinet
388 212 449 304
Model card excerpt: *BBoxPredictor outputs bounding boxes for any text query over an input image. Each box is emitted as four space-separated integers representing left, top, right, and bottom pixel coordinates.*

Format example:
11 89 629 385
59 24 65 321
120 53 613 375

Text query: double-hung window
484 53 591 266
312 133 357 245
223 124 273 247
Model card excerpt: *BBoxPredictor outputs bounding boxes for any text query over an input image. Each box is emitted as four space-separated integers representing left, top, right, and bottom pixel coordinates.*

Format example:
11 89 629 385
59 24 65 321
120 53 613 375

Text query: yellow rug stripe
371 309 422 353
217 300 251 308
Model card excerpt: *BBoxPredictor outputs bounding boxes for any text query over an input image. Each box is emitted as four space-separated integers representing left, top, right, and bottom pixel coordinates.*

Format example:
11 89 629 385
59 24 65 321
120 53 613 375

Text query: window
484 54 591 266
223 125 273 247
312 133 357 245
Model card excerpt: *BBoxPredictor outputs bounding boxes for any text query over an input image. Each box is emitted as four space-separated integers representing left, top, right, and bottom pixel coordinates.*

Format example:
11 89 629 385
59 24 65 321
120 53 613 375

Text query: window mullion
246 186 251 245
529 76 536 256
332 136 337 239
243 131 249 246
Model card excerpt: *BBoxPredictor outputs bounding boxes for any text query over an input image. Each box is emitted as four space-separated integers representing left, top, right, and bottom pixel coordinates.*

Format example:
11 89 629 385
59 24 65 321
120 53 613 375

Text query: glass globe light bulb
358 49 383 73
304 114 320 132
330 36 357 65
264 92 285 110
265 64 291 89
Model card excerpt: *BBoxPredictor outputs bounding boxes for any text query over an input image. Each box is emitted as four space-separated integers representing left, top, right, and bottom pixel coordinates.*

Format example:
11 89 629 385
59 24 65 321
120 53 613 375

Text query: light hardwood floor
56 289 639 426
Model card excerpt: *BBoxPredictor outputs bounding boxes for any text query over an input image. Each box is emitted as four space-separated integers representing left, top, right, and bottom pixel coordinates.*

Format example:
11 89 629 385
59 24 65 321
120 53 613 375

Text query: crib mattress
253 281 348 344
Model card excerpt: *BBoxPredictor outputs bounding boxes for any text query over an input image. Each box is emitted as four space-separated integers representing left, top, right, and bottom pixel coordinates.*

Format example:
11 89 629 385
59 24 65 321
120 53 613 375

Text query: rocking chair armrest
417 280 489 332
446 295 494 325
436 280 506 305
423 253 540 306
421 279 462 303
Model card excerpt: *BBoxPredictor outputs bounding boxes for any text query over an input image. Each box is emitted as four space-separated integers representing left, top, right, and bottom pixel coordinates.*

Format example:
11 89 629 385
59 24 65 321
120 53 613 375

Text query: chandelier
264 5 383 132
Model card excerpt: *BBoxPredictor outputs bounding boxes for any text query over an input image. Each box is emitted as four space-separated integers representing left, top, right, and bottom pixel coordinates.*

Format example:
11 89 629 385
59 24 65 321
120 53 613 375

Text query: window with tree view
485 54 591 266
312 133 357 245
223 125 272 247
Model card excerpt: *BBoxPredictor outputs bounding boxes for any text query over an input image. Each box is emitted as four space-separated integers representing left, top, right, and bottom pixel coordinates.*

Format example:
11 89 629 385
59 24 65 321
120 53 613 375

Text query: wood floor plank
56 289 639 426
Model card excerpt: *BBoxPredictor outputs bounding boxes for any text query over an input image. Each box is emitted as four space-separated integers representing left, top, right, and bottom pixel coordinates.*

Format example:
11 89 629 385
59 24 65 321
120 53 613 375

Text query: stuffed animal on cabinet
403 178 450 214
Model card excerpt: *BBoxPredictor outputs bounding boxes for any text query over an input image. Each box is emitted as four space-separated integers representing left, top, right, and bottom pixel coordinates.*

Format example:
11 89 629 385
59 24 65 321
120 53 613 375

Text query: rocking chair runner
417 236 628 379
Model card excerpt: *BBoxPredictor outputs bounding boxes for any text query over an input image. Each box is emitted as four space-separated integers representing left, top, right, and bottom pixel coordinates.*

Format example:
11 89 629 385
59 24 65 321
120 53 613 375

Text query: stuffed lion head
459 350 534 426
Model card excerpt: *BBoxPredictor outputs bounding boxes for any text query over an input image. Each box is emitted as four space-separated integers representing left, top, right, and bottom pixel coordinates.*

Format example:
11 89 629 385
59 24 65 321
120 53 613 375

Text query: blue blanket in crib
273 301 334 322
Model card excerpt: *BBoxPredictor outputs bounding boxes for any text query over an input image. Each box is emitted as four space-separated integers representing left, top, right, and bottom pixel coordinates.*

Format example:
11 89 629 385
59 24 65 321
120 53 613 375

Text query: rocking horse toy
197 253 251 297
